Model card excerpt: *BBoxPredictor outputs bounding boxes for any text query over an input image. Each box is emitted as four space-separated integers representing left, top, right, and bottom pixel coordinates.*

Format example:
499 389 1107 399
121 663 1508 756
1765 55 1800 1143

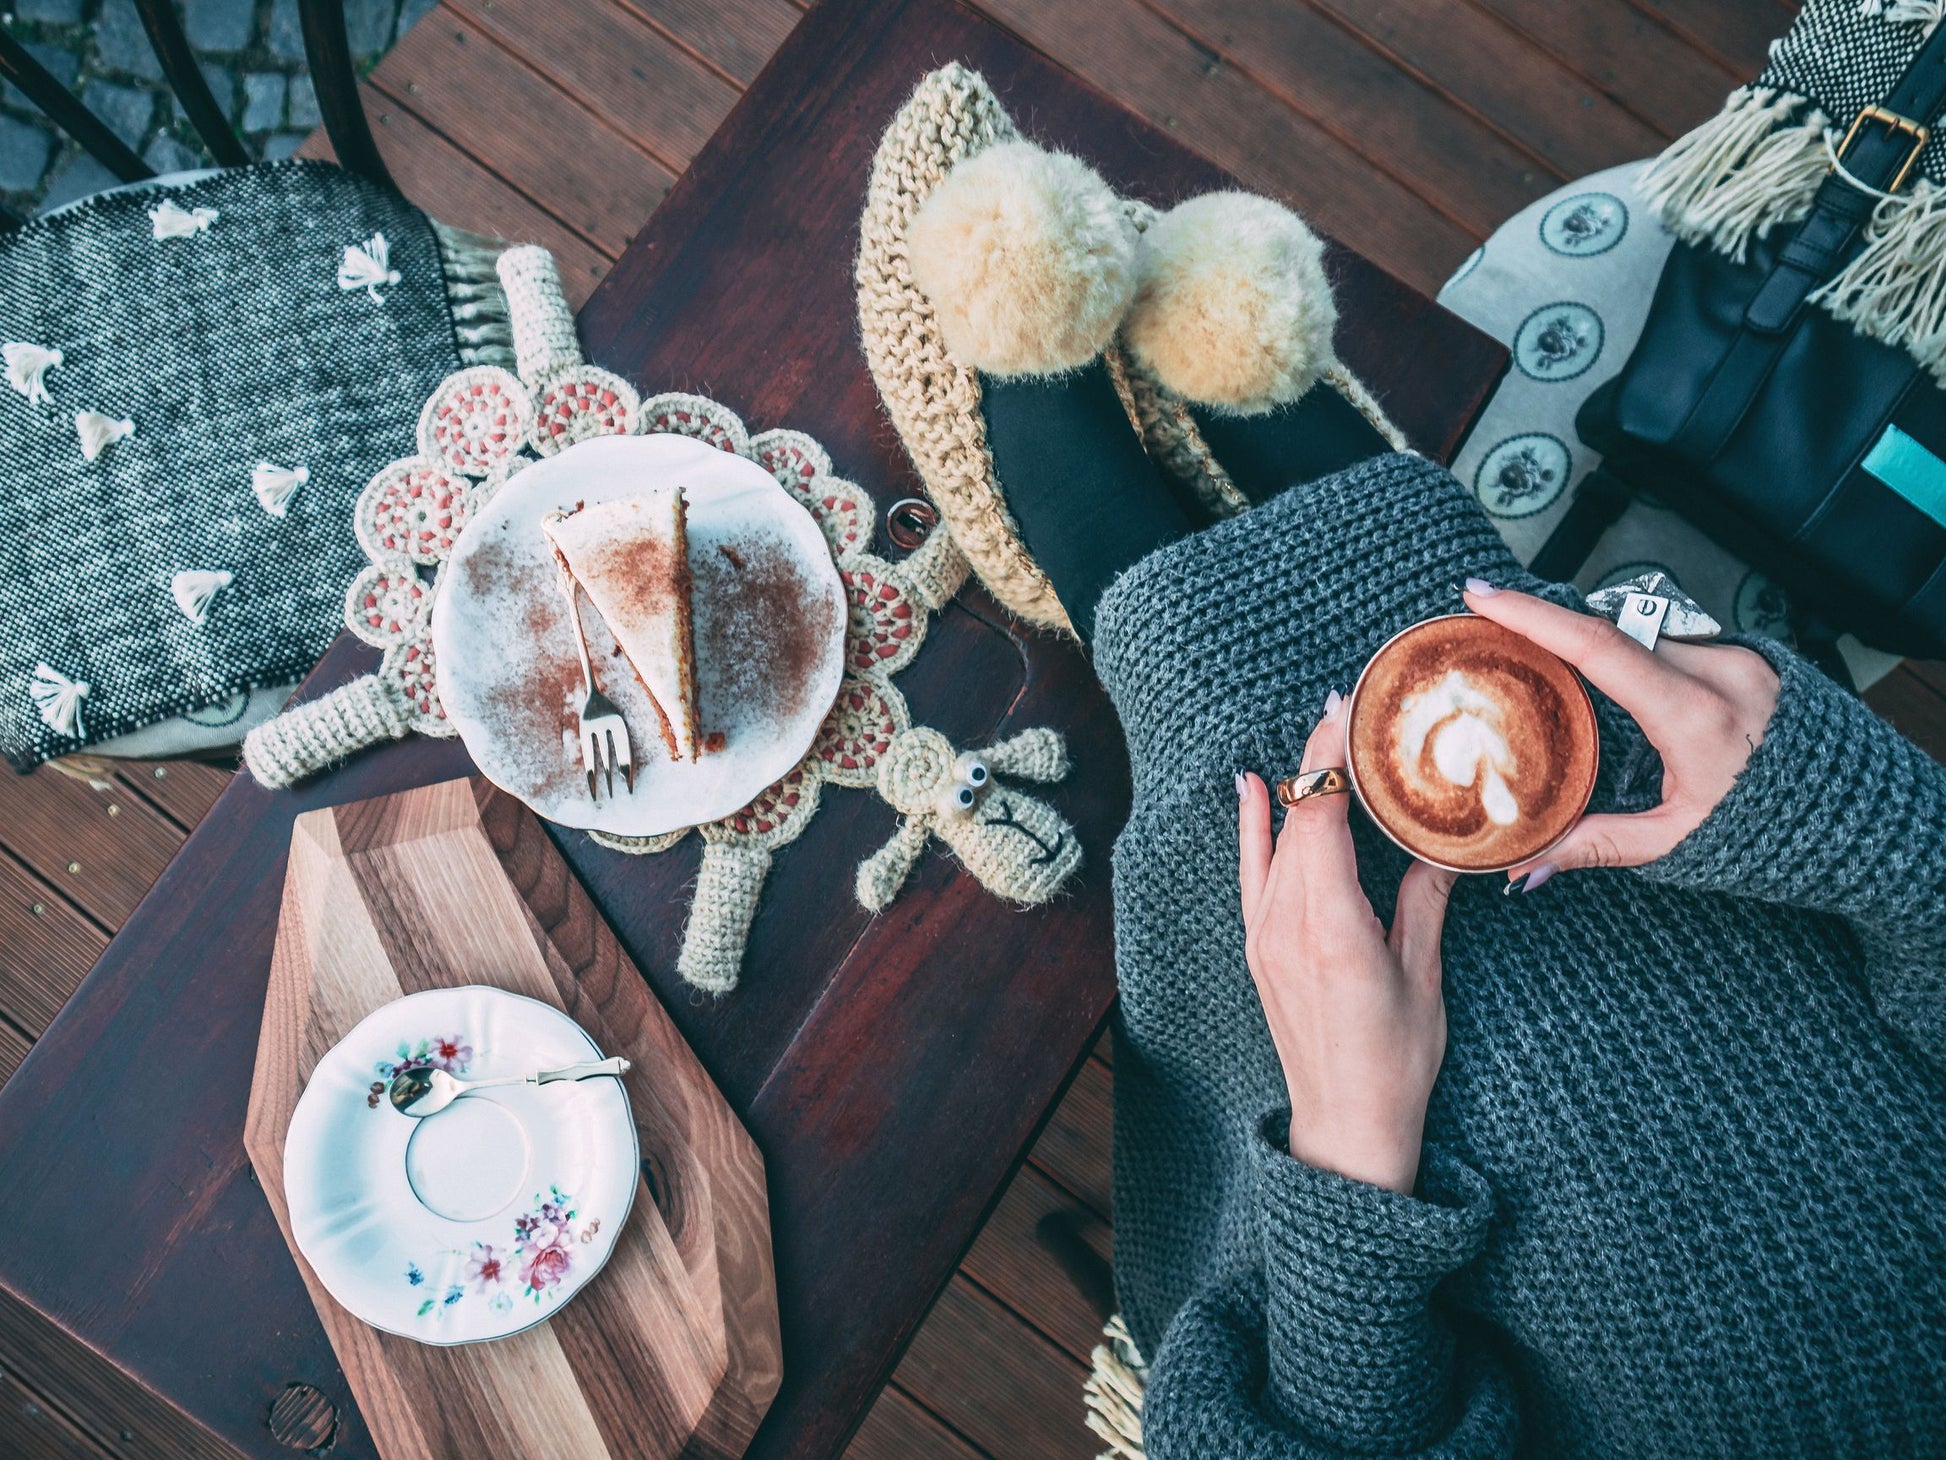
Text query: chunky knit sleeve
1140 1128 1519 1459
1637 643 1946 1061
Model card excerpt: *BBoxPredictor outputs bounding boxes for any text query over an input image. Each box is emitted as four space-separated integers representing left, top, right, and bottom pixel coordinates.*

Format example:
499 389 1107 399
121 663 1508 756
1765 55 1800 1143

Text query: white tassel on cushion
1640 87 1830 261
75 409 133 461
338 232 402 302
149 198 217 239
4 342 61 404
29 663 89 738
251 461 309 517
170 568 232 626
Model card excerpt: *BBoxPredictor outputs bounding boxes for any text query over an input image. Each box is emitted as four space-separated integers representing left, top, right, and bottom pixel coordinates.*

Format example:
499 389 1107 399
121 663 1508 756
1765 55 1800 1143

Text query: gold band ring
1275 767 1353 807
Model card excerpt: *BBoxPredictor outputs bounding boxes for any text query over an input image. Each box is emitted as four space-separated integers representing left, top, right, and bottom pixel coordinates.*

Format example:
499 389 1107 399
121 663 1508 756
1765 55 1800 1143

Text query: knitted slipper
859 64 1149 633
1116 191 1407 515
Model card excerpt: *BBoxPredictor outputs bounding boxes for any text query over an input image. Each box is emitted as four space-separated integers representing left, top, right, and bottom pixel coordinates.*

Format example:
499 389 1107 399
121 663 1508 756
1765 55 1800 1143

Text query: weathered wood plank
0 1366 111 1460
0 856 105 1040
1028 1055 1112 1222
975 0 1480 294
1629 0 1788 79
890 1276 1094 1460
845 1384 985 1460
113 764 232 837
0 1020 28 1088
1144 0 1559 233
1464 0 1735 138
1306 0 1667 177
448 0 745 174
371 7 676 255
960 1164 1114 1364
300 84 616 306
616 0 802 86
0 1284 239 1460
0 771 181 932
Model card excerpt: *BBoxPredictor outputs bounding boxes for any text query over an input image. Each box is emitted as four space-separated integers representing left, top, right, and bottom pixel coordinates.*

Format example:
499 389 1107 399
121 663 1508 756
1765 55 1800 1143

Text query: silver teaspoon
389 1056 632 1118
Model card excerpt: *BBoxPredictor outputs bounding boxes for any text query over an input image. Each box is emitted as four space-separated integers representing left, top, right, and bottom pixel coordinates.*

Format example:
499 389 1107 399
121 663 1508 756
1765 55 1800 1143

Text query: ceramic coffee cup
1343 613 1599 874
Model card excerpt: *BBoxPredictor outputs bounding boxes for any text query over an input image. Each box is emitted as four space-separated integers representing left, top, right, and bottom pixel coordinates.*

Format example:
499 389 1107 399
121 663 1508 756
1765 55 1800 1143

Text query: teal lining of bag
1863 425 1946 531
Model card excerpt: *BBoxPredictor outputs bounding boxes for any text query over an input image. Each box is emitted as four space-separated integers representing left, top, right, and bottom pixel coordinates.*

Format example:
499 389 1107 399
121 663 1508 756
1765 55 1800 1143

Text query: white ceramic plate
284 987 639 1346
432 434 848 836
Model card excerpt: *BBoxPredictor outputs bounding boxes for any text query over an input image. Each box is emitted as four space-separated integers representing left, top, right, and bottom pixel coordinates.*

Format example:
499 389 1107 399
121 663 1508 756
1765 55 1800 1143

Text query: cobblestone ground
0 0 436 215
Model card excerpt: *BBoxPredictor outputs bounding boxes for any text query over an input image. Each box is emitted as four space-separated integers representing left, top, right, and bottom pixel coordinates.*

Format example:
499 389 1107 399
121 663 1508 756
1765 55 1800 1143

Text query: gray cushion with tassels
0 158 509 769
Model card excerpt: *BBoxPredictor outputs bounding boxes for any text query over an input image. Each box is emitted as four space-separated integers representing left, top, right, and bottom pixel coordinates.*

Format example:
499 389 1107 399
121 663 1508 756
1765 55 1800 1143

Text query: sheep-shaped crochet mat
857 726 1080 911
243 244 1082 994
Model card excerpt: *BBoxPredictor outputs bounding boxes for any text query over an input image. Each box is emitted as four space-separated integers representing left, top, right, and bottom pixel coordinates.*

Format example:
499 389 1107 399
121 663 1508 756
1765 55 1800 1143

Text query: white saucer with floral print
283 986 639 1346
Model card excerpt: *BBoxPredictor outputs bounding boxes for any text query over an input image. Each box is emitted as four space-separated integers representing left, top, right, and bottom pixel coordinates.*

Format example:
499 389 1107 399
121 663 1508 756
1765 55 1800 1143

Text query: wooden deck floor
7 0 1946 1456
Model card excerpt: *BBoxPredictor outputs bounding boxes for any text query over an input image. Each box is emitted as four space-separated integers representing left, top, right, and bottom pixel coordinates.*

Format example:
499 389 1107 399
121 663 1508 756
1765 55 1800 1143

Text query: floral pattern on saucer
407 1184 604 1320
365 1032 475 1109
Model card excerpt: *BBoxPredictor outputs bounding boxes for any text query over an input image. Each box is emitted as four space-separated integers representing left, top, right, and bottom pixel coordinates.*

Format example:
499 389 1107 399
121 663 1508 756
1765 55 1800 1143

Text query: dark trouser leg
981 359 1194 642
1189 384 1394 507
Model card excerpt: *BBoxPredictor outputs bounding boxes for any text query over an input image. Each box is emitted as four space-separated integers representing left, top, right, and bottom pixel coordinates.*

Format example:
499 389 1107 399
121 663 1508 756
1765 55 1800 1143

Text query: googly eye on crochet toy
940 783 978 815
962 757 989 787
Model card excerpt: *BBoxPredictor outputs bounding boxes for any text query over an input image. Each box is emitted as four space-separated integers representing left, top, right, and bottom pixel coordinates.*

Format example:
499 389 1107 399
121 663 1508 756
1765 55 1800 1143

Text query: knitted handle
243 673 413 789
677 842 774 994
496 246 581 384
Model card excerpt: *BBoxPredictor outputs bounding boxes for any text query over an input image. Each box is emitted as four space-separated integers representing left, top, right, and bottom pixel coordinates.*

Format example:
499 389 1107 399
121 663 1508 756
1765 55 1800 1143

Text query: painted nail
1322 688 1342 718
1464 577 1500 597
1503 862 1558 896
1235 770 1248 800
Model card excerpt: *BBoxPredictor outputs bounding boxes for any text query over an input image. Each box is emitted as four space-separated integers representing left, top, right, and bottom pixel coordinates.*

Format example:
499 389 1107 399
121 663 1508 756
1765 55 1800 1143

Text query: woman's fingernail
1322 688 1342 717
1235 770 1248 800
1465 577 1499 597
1504 862 1557 896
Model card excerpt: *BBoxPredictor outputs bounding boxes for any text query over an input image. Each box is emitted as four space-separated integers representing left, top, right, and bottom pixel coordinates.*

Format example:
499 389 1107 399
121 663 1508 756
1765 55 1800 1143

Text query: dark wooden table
0 0 1504 1455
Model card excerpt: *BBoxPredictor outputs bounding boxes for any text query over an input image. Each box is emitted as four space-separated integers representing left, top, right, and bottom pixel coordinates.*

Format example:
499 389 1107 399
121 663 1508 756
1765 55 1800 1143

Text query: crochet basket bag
0 159 510 771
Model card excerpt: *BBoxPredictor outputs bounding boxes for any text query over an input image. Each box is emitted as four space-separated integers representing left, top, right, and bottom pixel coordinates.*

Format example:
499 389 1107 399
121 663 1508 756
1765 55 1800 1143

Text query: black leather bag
1549 27 1946 662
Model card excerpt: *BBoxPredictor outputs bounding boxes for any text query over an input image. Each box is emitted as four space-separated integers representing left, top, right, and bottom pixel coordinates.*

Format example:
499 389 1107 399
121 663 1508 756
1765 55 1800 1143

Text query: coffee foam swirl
1396 671 1521 827
1348 616 1599 871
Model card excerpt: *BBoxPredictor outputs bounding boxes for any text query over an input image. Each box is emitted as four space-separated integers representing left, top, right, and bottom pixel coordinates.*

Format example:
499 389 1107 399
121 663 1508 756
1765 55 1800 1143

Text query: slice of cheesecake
543 488 701 761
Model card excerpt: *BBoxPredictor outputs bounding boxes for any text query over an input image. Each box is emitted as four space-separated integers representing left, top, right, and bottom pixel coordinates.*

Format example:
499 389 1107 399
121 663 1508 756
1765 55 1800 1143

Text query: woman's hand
1238 694 1457 1195
1461 580 1780 889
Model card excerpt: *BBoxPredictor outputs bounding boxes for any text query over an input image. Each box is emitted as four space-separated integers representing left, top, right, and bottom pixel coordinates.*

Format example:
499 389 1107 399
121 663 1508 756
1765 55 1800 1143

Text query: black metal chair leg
299 0 395 188
0 28 153 185
133 0 250 168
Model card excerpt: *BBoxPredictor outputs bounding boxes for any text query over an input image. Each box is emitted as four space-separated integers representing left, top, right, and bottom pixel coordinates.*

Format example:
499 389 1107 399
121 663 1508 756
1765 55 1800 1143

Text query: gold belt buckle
1836 104 1930 194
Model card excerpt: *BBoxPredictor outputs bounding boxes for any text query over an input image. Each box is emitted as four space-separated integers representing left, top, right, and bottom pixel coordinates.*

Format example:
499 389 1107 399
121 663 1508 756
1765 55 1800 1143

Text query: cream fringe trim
1640 86 1831 262
1084 1315 1148 1460
434 221 516 369
1644 84 1946 383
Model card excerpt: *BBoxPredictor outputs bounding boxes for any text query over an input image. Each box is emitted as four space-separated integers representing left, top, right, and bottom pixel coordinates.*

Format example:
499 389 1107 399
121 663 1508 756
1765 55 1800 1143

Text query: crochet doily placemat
246 246 1083 995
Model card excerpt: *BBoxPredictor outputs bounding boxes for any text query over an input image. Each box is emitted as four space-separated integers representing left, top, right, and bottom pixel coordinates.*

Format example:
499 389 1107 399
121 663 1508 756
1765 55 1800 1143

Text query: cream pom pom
905 140 1138 377
1122 192 1339 415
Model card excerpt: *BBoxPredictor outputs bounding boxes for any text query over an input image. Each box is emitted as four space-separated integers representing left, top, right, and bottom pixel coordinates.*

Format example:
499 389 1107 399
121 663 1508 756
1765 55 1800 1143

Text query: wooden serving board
243 777 781 1459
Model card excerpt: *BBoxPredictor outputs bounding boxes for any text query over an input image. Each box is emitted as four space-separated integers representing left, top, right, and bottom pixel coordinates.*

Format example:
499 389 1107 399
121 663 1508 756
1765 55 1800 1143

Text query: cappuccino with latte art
1347 615 1597 872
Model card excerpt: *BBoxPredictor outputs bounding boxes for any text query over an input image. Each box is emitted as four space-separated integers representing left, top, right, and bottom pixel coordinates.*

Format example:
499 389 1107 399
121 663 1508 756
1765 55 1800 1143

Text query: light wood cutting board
243 777 780 1459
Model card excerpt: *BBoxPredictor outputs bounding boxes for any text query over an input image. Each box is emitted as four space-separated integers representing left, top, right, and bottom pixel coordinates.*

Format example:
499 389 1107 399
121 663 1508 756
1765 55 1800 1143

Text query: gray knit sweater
1092 453 1946 1458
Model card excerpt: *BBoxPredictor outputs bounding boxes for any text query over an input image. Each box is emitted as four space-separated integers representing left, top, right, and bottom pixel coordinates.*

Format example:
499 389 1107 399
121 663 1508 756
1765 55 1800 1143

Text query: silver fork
552 554 633 800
